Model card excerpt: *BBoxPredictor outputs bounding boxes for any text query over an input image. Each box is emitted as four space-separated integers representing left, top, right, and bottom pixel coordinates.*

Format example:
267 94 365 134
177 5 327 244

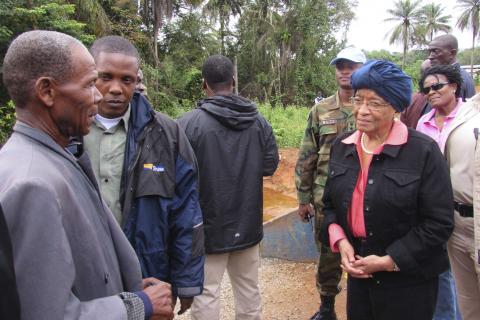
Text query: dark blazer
456 62 476 101
322 128 454 281
0 204 20 320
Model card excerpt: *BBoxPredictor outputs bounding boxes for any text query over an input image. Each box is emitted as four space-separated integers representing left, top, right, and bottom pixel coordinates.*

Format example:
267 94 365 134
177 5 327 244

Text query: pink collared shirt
416 100 463 153
328 120 409 252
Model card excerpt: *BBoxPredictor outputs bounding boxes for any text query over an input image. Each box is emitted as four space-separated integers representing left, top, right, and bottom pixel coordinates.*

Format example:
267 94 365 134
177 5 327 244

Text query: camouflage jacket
295 93 356 211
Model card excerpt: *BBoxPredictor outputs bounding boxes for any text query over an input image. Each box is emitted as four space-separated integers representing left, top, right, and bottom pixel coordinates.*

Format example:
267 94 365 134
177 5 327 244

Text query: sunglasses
421 82 450 95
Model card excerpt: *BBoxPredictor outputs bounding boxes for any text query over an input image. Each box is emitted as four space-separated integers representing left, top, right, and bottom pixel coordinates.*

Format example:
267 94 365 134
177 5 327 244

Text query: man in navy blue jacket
83 36 204 315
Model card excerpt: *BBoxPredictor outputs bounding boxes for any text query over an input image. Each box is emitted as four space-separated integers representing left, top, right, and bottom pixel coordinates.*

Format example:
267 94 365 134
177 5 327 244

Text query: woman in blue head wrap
321 60 454 320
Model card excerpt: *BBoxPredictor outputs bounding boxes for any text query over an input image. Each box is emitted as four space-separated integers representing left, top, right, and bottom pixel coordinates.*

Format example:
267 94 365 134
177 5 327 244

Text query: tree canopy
0 0 477 121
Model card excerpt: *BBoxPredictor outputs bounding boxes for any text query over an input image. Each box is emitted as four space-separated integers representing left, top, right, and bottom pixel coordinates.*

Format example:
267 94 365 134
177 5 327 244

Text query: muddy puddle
263 187 297 222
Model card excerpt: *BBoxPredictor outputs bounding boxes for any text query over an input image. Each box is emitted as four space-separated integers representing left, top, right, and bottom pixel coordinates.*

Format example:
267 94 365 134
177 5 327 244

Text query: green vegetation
0 101 15 148
258 104 309 148
0 0 479 146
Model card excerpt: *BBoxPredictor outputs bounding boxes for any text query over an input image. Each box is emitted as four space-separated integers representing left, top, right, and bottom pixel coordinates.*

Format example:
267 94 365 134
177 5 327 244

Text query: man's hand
337 239 369 278
142 278 174 319
142 277 161 289
297 203 314 222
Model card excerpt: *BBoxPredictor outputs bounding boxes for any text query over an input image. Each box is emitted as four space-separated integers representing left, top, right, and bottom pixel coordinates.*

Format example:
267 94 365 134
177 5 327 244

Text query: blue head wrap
351 60 412 112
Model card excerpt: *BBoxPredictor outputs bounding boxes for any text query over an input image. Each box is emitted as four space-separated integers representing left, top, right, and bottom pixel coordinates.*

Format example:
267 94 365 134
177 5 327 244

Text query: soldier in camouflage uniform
295 47 366 320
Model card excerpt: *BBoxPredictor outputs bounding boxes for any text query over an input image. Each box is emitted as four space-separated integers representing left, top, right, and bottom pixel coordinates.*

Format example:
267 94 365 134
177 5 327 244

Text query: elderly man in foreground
0 30 173 320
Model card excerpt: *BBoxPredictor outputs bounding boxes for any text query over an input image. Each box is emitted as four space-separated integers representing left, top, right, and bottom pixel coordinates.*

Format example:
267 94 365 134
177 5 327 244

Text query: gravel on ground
175 258 347 320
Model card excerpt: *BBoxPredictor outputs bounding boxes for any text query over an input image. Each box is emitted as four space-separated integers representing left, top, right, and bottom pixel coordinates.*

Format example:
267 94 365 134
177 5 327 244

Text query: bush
258 103 310 148
0 101 15 147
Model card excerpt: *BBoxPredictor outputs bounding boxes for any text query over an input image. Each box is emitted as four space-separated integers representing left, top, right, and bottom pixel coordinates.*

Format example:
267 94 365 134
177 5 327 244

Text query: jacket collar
340 139 405 160
444 94 480 150
451 95 479 128
13 122 99 186
341 120 408 159
14 121 77 164
123 92 156 177
128 92 155 139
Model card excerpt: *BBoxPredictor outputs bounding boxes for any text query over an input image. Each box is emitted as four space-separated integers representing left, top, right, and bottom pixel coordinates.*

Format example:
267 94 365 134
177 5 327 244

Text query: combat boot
309 295 337 320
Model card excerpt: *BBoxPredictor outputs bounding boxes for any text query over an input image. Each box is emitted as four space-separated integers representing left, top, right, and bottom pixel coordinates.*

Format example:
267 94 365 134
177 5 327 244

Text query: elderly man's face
428 40 455 66
95 52 138 119
51 44 102 138
335 60 363 90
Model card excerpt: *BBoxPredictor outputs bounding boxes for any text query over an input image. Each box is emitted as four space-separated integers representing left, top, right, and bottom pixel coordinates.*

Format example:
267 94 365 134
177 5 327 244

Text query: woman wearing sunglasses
321 60 454 320
417 65 464 152
416 65 465 320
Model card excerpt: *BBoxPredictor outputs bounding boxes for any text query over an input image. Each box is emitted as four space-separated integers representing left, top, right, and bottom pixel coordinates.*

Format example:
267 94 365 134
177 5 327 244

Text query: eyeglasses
350 97 390 111
421 82 450 95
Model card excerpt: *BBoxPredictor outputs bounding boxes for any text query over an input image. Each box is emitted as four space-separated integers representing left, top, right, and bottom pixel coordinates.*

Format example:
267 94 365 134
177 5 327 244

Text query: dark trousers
347 274 438 320
0 204 20 320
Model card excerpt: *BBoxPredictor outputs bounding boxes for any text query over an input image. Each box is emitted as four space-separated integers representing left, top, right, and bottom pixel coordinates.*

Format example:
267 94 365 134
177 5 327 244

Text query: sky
345 0 473 52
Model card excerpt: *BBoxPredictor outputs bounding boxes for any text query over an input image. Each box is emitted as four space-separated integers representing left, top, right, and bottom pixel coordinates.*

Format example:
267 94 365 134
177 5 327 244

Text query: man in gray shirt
0 30 173 320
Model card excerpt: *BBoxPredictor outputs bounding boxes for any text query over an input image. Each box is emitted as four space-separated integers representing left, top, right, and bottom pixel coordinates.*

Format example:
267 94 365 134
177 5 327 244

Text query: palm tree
456 0 480 76
384 0 423 68
67 0 111 36
203 0 242 55
139 0 201 63
137 0 175 63
418 3 452 42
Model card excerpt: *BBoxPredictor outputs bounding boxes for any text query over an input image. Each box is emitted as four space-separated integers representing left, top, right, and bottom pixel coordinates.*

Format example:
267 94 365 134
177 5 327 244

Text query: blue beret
351 60 412 112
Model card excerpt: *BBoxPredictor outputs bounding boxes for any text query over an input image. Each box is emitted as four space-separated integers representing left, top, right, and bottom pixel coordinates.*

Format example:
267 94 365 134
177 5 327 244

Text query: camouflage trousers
314 208 342 297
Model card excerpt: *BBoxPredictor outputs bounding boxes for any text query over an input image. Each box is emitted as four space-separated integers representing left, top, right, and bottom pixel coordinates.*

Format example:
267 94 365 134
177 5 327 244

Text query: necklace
360 132 375 154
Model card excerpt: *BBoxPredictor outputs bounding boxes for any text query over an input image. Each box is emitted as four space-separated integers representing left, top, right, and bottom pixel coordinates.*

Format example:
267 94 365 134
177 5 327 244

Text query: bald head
2 30 82 108
428 34 458 65
431 34 458 51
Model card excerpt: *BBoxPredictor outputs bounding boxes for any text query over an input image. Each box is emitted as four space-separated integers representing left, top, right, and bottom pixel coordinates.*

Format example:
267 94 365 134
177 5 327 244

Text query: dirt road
175 258 347 320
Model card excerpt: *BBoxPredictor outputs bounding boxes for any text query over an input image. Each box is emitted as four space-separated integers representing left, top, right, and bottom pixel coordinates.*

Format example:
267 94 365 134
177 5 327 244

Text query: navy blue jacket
456 62 476 101
121 93 204 297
